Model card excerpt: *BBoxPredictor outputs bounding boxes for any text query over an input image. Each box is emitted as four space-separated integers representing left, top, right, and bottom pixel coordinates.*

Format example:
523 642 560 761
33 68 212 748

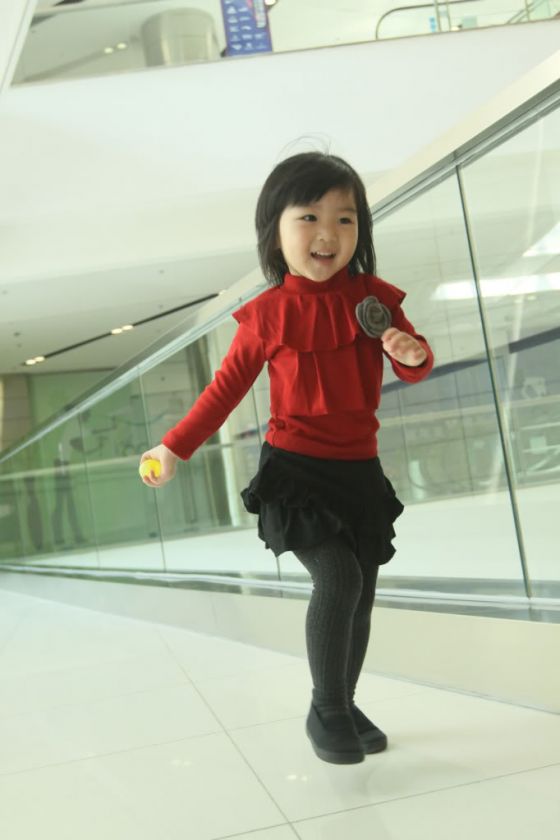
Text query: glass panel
83 380 165 571
14 1 560 86
277 175 526 594
372 177 526 595
460 106 560 598
5 421 98 567
141 321 274 576
0 456 24 563
335 175 522 595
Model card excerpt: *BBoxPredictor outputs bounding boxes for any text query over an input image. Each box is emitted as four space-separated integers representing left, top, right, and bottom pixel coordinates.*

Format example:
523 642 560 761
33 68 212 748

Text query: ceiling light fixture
21 293 218 368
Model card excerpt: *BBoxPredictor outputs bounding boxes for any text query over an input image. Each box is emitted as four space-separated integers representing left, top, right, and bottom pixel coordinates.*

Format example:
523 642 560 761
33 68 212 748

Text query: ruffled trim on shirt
232 269 406 351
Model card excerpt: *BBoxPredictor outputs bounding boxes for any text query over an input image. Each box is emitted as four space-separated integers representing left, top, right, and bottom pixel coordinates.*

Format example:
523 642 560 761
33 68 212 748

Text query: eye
301 214 317 222
340 217 354 224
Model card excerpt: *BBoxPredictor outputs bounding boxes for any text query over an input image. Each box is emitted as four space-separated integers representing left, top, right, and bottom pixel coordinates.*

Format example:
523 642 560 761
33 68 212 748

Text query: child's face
276 187 359 282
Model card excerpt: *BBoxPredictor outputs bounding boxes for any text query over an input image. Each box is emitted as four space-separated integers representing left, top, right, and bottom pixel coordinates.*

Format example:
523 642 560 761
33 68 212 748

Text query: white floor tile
1 587 559 840
0 735 286 840
229 689 560 821
293 763 560 839
195 666 432 730
158 623 303 680
0 593 33 654
233 828 299 840
197 660 311 728
0 603 171 677
0 682 225 775
0 654 190 719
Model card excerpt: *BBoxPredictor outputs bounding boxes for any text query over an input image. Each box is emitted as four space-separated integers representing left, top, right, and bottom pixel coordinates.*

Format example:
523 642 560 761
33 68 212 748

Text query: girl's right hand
139 443 178 488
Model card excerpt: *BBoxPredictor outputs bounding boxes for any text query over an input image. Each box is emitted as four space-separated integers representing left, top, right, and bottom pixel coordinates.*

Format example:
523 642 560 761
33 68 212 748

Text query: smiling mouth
311 252 335 259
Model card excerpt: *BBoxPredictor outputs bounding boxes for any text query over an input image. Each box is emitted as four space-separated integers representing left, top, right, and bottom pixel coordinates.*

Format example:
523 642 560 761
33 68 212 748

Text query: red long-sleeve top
162 266 434 461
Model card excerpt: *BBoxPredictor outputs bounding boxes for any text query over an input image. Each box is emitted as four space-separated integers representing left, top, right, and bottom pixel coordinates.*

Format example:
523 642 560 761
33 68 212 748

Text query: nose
317 220 337 244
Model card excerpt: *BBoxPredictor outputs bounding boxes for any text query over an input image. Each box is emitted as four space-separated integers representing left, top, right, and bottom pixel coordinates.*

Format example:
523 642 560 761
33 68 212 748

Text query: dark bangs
255 152 376 286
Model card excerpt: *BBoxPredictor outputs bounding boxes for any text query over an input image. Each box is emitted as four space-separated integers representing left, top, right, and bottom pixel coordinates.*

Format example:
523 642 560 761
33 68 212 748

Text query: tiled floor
0 587 558 839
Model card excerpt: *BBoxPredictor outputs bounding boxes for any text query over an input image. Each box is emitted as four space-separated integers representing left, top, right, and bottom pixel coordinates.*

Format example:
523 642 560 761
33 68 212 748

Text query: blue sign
221 0 273 56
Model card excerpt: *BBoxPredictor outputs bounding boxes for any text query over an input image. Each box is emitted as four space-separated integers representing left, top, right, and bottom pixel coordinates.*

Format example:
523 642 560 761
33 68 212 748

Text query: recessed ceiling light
122 325 134 331
111 328 123 335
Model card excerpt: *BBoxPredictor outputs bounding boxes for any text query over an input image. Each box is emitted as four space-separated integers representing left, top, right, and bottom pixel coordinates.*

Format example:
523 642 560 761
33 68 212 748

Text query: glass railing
13 0 560 86
375 0 560 39
1 62 558 616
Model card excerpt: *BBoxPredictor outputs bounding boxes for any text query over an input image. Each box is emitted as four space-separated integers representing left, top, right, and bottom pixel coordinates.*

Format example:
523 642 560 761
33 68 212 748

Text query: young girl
140 152 434 766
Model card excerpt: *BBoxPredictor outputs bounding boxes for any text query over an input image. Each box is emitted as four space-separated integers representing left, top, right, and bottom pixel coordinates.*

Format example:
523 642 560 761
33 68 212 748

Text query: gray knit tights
293 533 380 715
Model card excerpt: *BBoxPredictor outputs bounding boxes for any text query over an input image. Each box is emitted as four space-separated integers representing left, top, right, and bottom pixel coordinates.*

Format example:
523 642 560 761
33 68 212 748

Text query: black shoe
350 704 388 754
306 703 365 765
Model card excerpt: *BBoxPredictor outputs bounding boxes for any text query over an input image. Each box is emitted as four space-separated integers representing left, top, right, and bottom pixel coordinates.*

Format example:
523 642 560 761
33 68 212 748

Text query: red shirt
162 266 434 461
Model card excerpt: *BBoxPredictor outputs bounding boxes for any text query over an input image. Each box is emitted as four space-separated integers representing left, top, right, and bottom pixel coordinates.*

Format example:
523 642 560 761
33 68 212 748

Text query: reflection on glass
0 459 24 562
141 324 271 574
43 420 96 564
0 421 98 566
344 176 523 593
79 382 165 570
460 106 560 597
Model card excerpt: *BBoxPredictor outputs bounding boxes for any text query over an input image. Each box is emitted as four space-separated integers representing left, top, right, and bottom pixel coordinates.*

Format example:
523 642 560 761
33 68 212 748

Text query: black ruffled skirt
240 441 404 566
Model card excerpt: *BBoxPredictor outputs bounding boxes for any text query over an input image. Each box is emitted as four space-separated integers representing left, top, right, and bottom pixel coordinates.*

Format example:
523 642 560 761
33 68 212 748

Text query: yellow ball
139 458 162 479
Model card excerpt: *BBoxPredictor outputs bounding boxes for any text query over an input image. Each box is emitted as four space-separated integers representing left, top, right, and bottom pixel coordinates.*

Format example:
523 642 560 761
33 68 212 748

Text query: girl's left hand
381 328 427 366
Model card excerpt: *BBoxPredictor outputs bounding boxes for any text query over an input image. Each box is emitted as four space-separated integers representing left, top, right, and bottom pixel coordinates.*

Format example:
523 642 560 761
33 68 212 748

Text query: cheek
345 229 359 253
281 230 305 254
276 220 292 252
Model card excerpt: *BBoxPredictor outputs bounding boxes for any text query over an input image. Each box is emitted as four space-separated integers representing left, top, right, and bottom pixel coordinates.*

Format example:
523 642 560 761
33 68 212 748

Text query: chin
309 265 342 281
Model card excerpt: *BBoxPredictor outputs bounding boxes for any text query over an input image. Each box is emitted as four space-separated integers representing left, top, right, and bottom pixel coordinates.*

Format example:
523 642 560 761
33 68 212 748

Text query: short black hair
255 151 376 286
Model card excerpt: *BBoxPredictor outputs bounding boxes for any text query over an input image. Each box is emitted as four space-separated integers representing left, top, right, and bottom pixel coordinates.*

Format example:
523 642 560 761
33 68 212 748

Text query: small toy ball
139 458 162 479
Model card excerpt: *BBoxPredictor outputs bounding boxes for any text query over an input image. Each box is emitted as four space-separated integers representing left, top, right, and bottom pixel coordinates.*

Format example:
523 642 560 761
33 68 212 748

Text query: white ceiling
0 8 558 376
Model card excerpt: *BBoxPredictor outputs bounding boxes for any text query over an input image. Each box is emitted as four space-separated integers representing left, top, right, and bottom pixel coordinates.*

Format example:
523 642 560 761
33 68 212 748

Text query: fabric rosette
355 295 392 338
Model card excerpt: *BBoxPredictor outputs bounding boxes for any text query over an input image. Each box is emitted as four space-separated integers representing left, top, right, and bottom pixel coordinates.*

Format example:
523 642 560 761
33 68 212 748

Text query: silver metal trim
2 564 560 605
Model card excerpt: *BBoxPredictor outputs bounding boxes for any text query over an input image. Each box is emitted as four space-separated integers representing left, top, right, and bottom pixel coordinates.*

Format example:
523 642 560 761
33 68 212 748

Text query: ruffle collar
233 270 406 352
281 266 353 295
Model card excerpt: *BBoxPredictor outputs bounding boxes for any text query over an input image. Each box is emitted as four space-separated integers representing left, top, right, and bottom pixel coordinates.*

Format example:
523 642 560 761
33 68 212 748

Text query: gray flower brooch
355 296 392 338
